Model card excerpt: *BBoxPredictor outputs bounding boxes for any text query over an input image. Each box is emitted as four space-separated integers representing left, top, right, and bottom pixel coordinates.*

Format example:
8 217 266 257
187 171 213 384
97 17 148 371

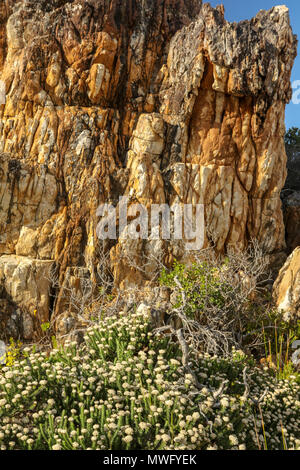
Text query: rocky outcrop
0 0 297 339
283 191 300 254
0 255 54 340
273 247 300 320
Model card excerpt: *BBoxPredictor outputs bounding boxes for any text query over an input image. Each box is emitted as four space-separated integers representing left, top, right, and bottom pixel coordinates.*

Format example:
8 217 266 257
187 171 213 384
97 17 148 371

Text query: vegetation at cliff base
0 309 299 451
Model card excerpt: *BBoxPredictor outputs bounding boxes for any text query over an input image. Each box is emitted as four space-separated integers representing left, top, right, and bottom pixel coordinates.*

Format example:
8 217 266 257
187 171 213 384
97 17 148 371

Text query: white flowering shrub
0 310 299 450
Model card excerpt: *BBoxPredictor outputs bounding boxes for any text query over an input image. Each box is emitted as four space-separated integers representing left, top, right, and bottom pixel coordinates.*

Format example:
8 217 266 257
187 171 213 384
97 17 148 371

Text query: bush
160 260 230 318
158 247 273 356
0 310 299 450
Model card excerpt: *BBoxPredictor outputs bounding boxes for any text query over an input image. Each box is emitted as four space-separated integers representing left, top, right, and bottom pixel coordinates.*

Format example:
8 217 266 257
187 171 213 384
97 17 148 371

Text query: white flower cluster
0 310 299 450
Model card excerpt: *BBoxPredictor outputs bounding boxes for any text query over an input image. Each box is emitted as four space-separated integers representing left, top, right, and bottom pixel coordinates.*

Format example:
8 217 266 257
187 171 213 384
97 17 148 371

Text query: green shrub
0 310 299 450
159 260 229 319
159 253 271 356
159 255 300 365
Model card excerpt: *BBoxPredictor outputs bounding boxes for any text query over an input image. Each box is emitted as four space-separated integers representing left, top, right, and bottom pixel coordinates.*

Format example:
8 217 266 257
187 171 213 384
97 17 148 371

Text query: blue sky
209 0 299 130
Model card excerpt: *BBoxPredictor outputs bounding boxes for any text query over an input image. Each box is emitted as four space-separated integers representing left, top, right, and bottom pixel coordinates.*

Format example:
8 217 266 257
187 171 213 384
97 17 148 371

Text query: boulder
273 248 300 320
0 256 54 339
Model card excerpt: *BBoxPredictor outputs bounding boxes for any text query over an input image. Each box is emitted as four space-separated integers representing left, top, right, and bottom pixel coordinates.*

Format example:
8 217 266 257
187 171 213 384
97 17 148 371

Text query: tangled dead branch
155 241 272 357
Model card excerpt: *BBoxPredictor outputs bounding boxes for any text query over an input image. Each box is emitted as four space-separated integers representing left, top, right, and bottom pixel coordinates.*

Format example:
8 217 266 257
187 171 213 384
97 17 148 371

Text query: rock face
273 248 300 320
0 0 297 339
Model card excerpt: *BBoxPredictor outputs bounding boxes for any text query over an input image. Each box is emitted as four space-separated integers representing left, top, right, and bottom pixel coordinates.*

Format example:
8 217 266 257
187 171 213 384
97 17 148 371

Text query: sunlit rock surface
0 0 297 339
273 247 300 321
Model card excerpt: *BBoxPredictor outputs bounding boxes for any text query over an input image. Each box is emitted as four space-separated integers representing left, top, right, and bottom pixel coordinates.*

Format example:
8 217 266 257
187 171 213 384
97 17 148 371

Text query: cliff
0 0 297 340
